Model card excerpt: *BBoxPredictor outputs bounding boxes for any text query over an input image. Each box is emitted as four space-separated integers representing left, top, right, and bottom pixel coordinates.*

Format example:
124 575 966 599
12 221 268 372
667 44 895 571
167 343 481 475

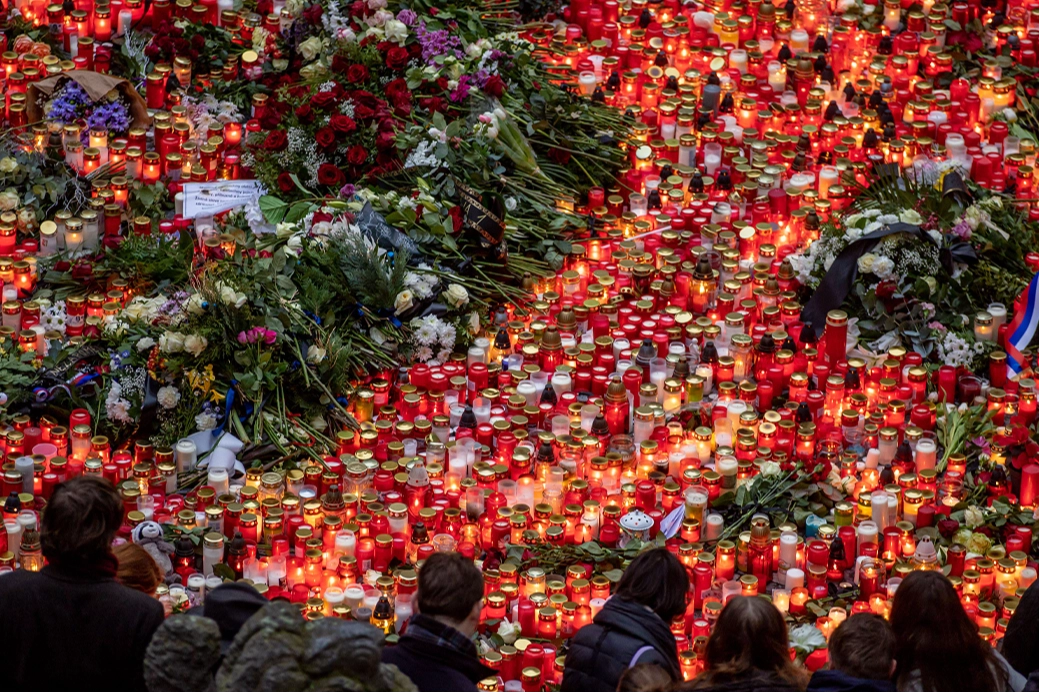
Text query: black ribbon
801 169 977 336
456 179 508 263
801 222 977 337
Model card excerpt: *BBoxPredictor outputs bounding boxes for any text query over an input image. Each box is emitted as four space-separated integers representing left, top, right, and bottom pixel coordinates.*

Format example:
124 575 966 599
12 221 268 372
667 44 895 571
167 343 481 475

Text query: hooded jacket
561 597 681 691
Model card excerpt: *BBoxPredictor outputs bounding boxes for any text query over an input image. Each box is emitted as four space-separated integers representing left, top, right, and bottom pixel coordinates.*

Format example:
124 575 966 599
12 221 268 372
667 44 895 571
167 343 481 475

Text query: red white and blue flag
1006 272 1039 378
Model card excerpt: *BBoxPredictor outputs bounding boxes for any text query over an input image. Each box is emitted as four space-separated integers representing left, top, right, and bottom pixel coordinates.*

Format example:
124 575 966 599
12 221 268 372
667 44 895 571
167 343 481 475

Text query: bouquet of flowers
790 169 1038 368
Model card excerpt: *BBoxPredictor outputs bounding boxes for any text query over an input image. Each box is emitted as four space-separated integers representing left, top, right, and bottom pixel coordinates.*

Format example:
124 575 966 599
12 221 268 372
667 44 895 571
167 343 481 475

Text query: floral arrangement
45 80 133 134
789 171 1038 369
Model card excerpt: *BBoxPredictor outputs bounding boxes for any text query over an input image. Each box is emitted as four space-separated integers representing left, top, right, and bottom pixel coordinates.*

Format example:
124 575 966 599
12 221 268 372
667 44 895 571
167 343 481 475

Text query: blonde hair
114 542 164 595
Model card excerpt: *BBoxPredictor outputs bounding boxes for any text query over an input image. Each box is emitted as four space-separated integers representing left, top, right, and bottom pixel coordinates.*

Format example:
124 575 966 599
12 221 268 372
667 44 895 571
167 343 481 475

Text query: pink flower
264 329 277 345
238 331 248 344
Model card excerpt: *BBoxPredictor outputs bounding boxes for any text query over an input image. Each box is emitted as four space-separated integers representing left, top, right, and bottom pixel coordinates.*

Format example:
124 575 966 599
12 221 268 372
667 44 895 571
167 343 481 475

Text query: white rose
0 157 18 173
286 234 303 254
899 209 924 225
221 286 237 304
298 36 326 62
394 289 414 315
383 19 408 44
496 618 521 645
0 189 18 211
185 293 206 315
964 506 985 529
136 337 156 352
760 461 781 477
159 331 185 353
444 283 469 308
468 312 480 334
276 222 297 239
184 334 208 357
307 344 327 363
857 253 876 274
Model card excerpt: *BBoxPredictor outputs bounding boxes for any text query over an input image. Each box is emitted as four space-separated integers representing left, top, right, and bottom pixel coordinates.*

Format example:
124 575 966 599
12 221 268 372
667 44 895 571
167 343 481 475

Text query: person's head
699 596 804 687
1002 579 1039 677
827 614 895 681
192 582 268 652
41 476 123 564
615 548 689 622
113 542 164 595
617 663 675 692
890 571 1000 690
416 552 484 636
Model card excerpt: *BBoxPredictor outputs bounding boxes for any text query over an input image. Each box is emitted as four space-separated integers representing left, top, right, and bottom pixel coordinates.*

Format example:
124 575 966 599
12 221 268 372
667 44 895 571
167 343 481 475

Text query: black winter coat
808 670 895 692
381 616 495 692
0 562 165 690
561 597 681 691
684 668 805 691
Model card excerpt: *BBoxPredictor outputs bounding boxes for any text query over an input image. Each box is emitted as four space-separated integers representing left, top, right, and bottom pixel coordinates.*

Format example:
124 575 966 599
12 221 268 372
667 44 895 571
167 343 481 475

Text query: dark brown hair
691 596 806 690
615 548 690 622
891 571 1003 691
617 663 675 692
41 476 123 564
417 552 484 622
114 542 164 595
828 614 894 681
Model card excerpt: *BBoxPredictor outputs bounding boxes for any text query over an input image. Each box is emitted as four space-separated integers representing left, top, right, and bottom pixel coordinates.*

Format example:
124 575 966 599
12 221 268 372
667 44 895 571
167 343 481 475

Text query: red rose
375 128 396 151
311 91 338 110
331 55 350 74
191 34 205 50
386 46 409 70
54 260 71 272
317 163 344 186
385 78 409 99
483 74 505 98
875 280 897 300
295 102 314 123
312 212 333 224
348 0 365 16
448 205 463 233
547 147 571 165
937 518 960 539
302 3 322 23
419 96 446 113
346 144 368 165
329 114 357 134
277 172 295 193
315 127 337 149
263 130 288 150
346 63 369 83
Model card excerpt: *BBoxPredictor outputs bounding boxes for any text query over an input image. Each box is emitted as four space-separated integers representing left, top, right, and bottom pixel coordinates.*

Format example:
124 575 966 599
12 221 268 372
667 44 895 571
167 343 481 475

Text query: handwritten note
181 180 266 219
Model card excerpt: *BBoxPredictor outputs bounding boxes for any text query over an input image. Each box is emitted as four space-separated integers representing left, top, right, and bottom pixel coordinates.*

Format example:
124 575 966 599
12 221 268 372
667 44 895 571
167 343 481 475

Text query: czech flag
1007 272 1039 379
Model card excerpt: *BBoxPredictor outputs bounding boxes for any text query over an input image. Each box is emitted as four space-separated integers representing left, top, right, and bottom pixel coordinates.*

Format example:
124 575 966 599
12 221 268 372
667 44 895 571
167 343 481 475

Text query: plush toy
132 520 175 576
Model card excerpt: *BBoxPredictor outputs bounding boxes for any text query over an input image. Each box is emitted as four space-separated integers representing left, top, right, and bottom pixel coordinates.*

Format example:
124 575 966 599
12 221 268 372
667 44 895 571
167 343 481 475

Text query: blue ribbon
213 380 238 436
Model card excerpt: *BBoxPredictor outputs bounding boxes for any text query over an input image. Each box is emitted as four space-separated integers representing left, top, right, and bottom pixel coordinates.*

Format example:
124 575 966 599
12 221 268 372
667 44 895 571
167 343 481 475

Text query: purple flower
449 74 472 103
951 220 972 240
339 183 356 198
415 21 463 64
396 8 416 25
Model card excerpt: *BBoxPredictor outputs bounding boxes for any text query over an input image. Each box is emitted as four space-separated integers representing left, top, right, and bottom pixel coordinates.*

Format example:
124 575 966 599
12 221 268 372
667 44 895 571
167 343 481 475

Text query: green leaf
285 201 313 223
213 563 235 581
944 18 962 31
602 569 624 582
258 195 289 224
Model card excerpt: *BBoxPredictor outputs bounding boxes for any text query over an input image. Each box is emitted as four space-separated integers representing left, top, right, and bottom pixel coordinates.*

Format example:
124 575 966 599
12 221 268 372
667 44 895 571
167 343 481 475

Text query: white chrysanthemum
195 411 218 431
414 346 434 362
414 319 439 346
157 385 181 409
871 256 895 281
